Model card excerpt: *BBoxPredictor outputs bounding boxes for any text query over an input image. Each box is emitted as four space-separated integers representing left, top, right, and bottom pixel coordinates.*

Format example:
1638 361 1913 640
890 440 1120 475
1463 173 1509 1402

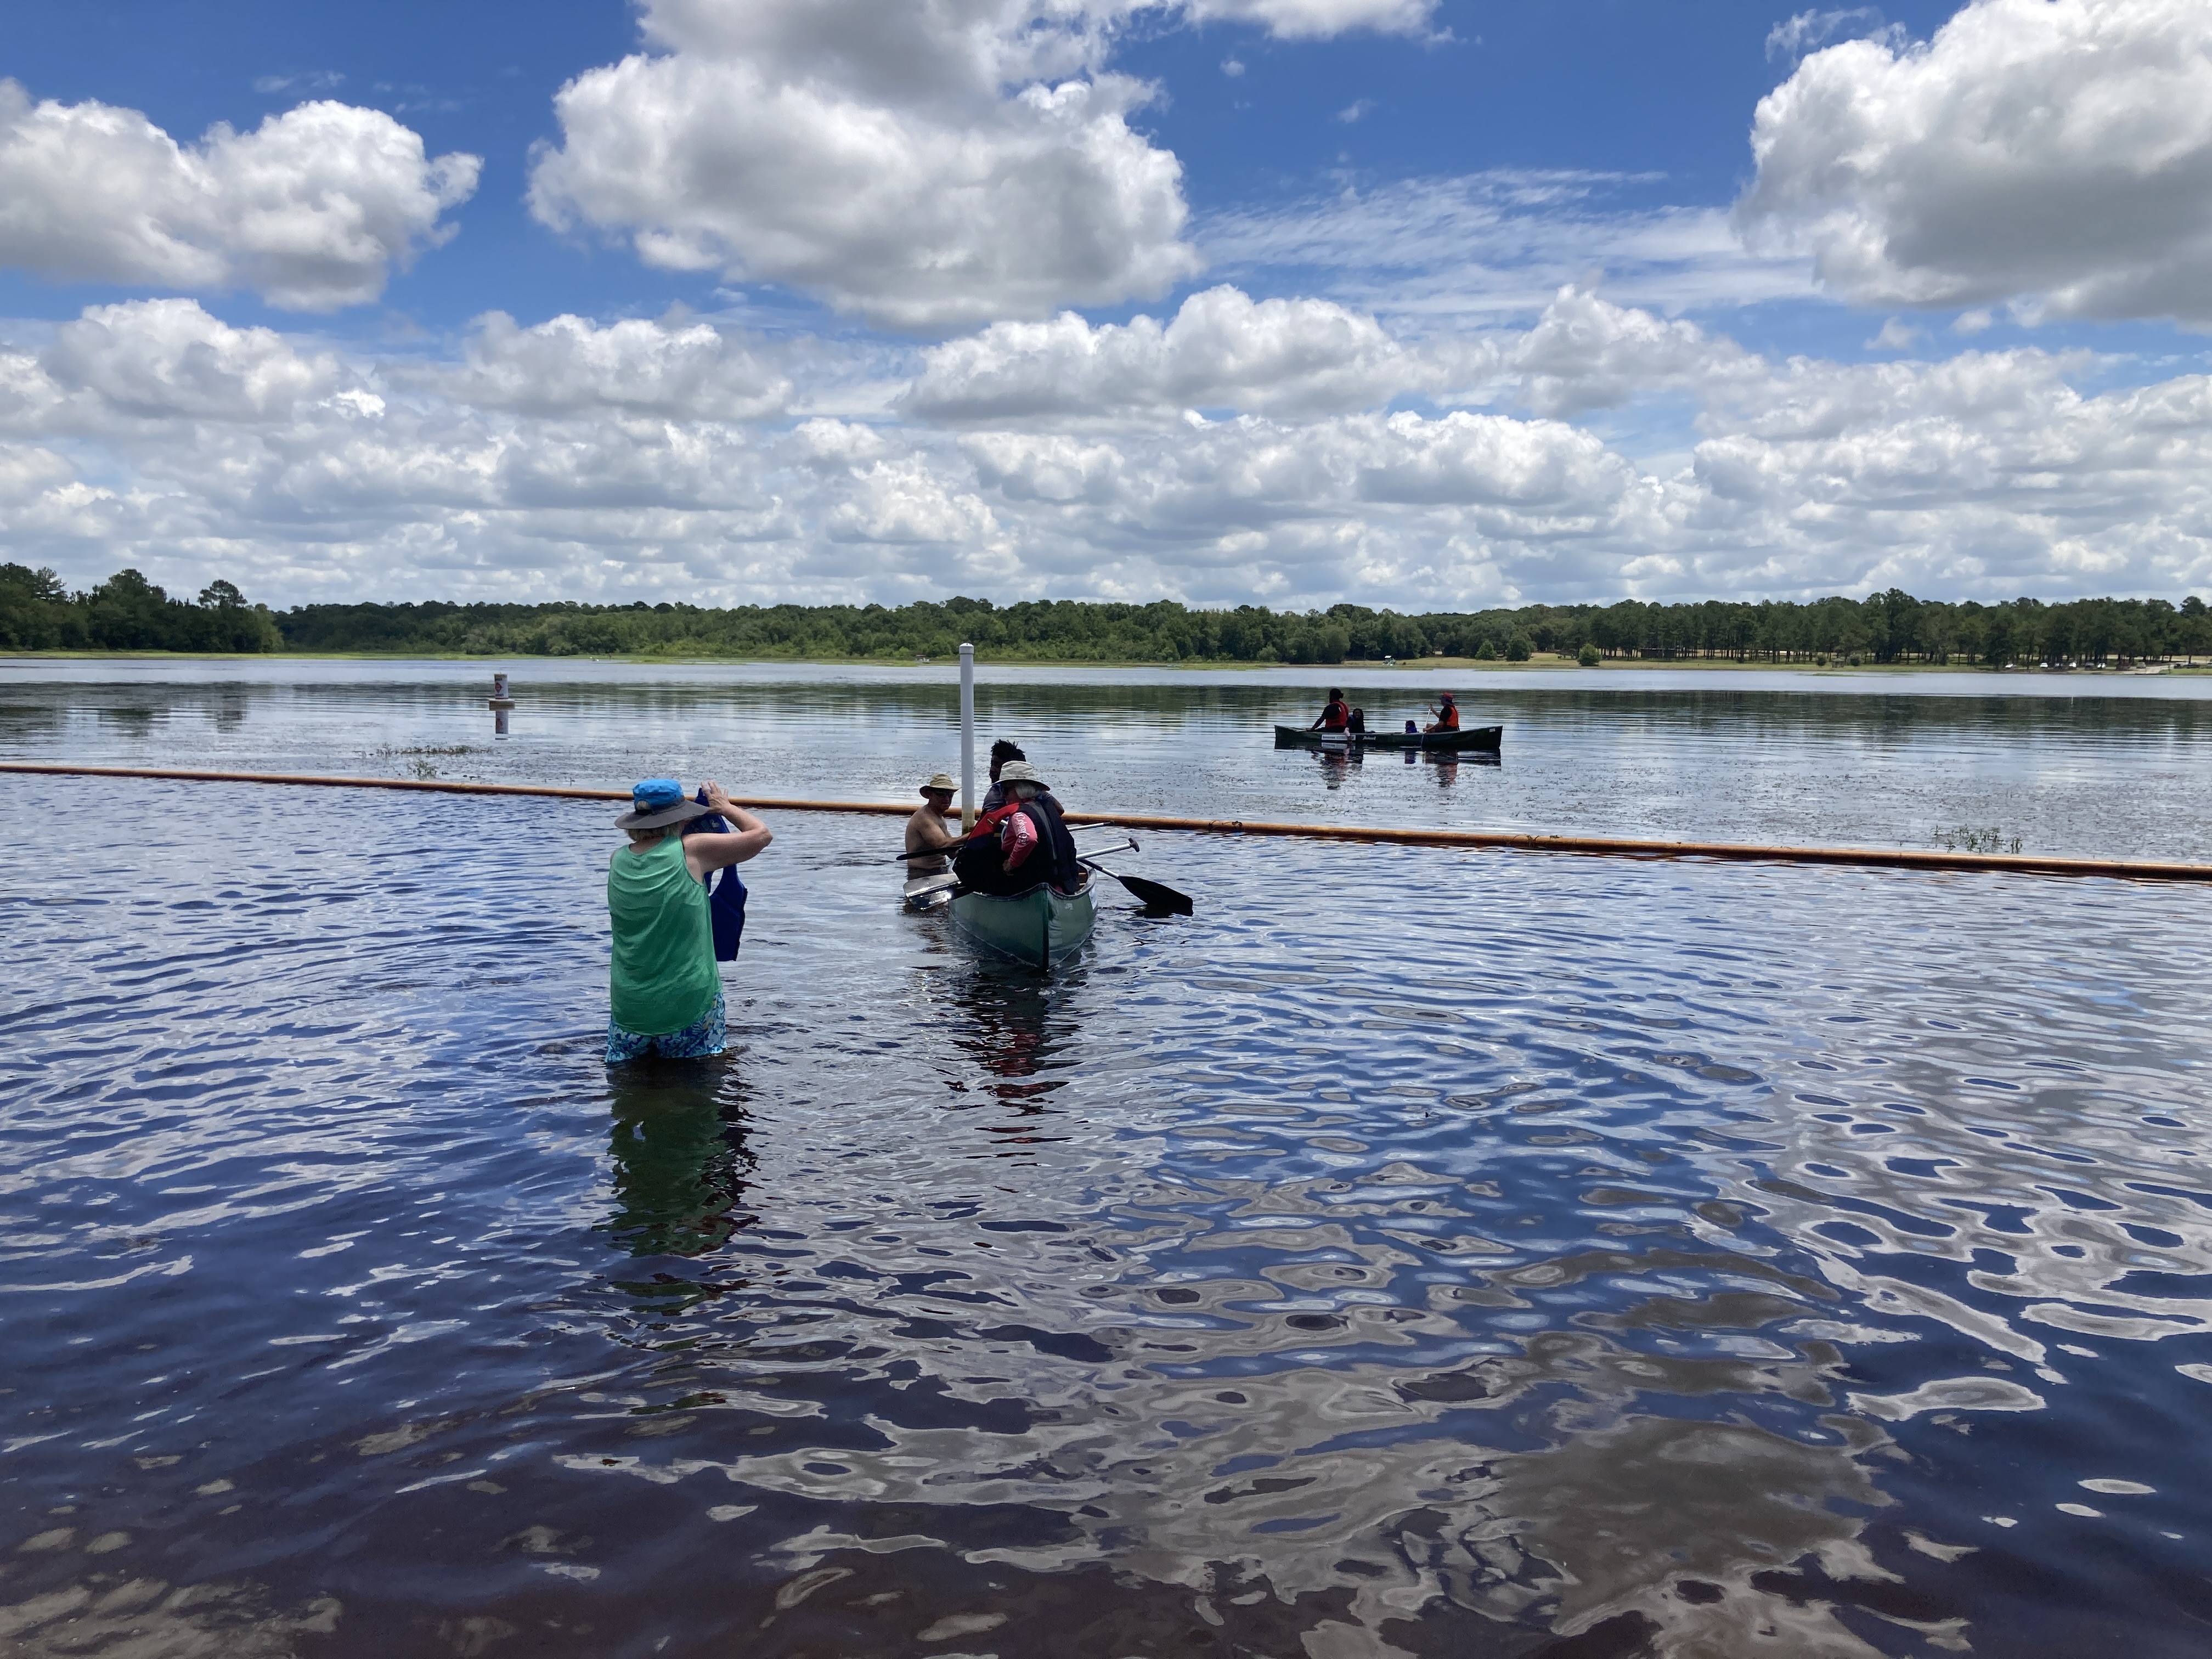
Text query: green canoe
1274 723 1503 752
948 879 1098 969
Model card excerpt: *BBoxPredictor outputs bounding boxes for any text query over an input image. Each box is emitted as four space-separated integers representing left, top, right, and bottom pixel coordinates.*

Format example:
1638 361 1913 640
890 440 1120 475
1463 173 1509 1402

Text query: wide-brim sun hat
997 760 1049 792
615 777 712 830
922 772 958 793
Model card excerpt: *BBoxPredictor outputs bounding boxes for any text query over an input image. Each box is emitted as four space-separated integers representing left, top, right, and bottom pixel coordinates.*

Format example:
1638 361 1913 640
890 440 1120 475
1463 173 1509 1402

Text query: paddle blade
1113 871 1193 915
904 872 958 910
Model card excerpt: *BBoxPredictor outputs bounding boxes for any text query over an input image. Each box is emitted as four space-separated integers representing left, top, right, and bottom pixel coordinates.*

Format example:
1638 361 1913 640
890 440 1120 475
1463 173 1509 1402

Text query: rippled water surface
6 663 2212 1657
7 656 2212 856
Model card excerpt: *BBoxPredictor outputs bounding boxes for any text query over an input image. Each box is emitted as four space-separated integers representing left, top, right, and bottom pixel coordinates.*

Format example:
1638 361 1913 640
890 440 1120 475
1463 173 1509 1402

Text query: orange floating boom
4 761 2209 883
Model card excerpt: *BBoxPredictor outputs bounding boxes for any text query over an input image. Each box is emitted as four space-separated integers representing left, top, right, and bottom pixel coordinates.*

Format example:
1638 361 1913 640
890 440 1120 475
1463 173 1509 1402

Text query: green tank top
607 833 720 1035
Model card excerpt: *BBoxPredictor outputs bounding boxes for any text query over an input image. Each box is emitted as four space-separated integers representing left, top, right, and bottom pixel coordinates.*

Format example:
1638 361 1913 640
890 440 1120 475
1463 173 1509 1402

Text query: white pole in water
958 642 977 831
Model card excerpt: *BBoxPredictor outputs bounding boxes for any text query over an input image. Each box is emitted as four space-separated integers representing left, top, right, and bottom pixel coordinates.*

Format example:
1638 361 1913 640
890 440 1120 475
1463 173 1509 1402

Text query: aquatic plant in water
1932 824 2023 854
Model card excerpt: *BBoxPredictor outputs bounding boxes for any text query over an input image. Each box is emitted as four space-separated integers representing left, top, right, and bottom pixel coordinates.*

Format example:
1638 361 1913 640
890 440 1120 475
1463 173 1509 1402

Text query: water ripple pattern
8 657 2212 857
4 727 2212 1652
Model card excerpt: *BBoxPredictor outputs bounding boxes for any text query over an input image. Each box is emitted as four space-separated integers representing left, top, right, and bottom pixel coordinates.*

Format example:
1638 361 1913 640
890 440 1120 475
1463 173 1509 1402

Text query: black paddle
888 836 1192 915
1079 857 1193 916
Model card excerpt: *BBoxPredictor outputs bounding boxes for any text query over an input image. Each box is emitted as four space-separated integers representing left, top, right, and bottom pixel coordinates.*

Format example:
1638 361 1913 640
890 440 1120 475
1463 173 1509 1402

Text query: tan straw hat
997 760 1048 792
921 772 957 793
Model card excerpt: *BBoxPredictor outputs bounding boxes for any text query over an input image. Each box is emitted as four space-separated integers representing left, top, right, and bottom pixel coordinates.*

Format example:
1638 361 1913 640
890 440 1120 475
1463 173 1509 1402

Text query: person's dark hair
990 740 1024 764
1328 687 1343 698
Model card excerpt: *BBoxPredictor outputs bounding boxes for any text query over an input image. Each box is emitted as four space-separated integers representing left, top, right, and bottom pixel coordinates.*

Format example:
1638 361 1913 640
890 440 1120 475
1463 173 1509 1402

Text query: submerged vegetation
7 562 2210 668
1933 825 2025 855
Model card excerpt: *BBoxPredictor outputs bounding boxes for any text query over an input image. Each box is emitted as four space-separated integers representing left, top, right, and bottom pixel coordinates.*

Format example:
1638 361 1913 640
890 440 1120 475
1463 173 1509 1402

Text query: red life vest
1319 698 1348 730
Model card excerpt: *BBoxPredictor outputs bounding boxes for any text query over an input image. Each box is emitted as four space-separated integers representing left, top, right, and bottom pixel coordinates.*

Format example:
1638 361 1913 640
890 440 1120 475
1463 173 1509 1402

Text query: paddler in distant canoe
606 778 770 1064
905 771 960 876
1310 688 1351 732
1424 691 1460 733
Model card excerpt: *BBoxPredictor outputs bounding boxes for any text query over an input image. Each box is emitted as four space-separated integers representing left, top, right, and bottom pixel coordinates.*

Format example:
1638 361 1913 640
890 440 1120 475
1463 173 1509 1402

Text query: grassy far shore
6 648 2205 674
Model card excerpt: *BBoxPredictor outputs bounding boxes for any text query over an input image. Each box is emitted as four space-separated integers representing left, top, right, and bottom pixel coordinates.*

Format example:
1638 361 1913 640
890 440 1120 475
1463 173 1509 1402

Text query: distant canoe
948 879 1098 969
1274 724 1503 753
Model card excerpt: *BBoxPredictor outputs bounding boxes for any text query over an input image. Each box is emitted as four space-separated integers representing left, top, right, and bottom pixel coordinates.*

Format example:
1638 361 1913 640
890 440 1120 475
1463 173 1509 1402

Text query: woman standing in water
607 778 770 1063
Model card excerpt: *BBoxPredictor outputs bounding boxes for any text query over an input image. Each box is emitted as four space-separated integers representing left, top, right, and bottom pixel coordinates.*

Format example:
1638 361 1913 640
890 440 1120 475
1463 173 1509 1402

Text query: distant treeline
0 565 282 652
7 563 2210 667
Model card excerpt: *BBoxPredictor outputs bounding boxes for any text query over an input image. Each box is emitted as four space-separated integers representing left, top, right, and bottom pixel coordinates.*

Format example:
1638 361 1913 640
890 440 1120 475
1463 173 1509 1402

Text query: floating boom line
5 761 2208 883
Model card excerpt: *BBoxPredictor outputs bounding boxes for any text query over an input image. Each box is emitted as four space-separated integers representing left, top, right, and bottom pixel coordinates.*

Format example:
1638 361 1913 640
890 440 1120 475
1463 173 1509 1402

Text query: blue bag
689 788 749 961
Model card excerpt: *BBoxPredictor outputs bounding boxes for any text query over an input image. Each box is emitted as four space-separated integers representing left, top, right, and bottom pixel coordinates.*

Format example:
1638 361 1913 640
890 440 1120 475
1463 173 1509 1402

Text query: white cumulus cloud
1508 287 1763 417
528 0 1203 329
441 312 792 420
904 285 1763 426
7 292 2212 611
905 285 1464 421
526 0 1453 329
1737 0 2212 323
0 82 479 311
43 299 342 422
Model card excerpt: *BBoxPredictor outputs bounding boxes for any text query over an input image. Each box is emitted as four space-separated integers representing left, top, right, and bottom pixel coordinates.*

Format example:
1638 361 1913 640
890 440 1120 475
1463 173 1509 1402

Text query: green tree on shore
7 566 2210 668
2 565 281 652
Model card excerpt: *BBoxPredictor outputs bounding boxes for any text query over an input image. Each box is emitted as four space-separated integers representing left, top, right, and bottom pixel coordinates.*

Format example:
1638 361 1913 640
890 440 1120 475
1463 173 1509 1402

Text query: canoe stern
949 880 1098 969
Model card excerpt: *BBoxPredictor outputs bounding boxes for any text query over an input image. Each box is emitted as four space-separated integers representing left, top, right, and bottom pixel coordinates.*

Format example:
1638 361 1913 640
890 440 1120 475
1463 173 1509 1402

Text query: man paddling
1425 691 1460 733
905 772 960 876
1311 689 1350 732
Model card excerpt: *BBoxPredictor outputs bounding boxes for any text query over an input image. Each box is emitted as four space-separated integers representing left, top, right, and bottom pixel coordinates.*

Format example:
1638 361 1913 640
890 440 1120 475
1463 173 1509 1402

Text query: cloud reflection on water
4 747 2211 1654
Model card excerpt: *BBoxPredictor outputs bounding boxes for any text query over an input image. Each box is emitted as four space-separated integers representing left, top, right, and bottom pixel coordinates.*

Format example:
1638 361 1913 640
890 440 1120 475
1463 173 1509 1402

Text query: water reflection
603 1059 755 1258
13 659 2212 856
95 704 156 737
931 962 1076 1145
8 725 2212 1655
1315 747 1361 788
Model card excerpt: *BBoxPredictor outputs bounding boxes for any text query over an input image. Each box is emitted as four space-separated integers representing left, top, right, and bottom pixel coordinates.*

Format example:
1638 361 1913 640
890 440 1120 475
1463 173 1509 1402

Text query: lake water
6 657 2212 859
5 659 2212 1657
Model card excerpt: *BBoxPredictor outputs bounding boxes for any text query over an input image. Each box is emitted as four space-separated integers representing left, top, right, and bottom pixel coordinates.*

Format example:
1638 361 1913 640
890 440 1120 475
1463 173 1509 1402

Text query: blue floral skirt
606 989 726 1064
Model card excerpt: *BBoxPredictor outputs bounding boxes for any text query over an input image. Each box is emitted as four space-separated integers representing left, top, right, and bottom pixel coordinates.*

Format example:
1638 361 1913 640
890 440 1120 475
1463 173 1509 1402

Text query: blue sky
2 0 2210 610
0 0 1957 338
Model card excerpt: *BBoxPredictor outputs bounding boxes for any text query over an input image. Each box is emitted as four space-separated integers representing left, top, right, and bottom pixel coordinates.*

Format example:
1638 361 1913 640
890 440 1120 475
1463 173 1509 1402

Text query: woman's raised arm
685 782 772 875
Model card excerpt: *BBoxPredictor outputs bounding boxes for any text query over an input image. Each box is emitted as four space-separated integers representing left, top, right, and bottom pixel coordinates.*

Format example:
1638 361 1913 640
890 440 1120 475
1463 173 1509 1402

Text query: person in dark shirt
1425 691 1460 733
978 738 1025 812
1311 689 1349 731
1347 706 1367 735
